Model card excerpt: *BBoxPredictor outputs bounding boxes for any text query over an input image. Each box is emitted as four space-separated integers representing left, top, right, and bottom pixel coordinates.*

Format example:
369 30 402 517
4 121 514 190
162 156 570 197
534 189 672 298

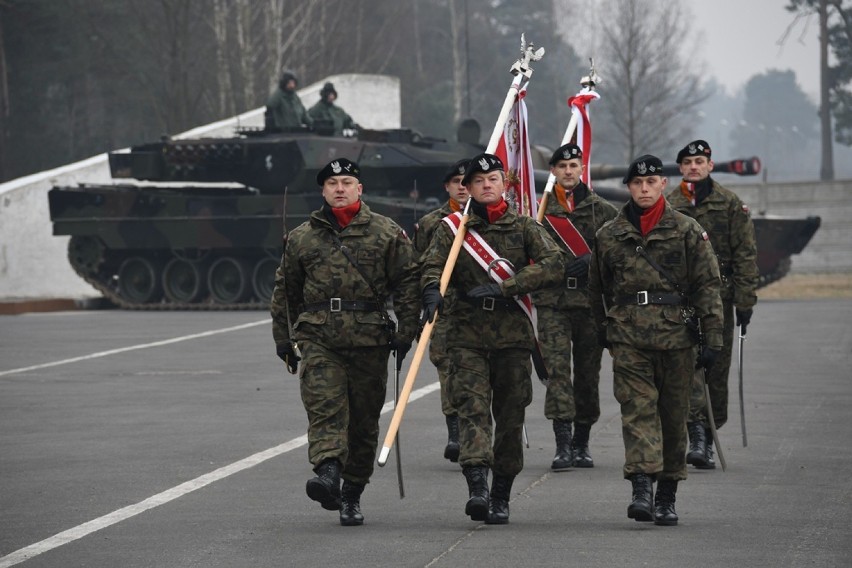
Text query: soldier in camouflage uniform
420 153 567 525
308 82 358 136
534 143 618 471
270 158 420 526
666 140 759 470
589 154 723 526
413 158 470 463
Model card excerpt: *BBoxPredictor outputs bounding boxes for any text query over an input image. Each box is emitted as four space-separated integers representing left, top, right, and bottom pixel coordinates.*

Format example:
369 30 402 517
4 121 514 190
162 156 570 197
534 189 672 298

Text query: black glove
276 343 300 374
736 308 753 334
390 335 412 362
697 345 720 371
565 253 592 278
466 282 503 298
420 283 444 325
597 327 611 349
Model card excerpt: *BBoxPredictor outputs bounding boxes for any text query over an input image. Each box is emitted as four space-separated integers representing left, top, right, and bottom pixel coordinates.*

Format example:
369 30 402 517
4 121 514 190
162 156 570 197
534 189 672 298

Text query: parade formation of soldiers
268 68 758 529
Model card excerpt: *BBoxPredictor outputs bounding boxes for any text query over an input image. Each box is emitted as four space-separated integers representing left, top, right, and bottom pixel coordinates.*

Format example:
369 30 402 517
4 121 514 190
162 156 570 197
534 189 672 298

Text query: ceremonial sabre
738 328 747 447
699 368 727 472
378 35 545 467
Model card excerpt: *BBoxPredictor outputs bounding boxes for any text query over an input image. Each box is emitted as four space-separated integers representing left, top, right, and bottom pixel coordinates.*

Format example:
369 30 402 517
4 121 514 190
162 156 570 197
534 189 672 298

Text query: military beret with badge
622 154 665 184
548 143 583 166
462 153 504 186
443 158 471 184
316 158 361 185
676 139 712 163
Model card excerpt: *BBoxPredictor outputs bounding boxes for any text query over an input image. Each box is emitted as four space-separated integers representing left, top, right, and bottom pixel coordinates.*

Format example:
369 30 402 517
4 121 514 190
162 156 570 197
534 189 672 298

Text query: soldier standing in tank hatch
308 82 358 136
533 143 618 472
589 154 723 526
412 158 471 464
420 153 567 525
265 69 313 131
666 139 758 470
270 158 420 526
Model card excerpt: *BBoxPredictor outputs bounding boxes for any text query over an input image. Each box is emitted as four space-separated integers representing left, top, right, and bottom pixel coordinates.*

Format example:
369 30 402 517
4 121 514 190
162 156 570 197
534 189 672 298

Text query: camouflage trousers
612 344 692 481
429 318 456 417
689 299 734 428
537 305 604 425
298 340 390 486
447 346 533 477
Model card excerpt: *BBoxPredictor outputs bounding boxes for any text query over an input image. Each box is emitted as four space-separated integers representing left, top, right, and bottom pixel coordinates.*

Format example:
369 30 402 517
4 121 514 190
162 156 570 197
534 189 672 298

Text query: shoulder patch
399 228 409 241
742 203 750 215
701 230 709 241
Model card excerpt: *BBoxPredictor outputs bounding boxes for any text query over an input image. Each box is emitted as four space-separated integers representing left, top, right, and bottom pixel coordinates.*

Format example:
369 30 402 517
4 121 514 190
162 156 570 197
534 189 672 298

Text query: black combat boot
654 480 679 526
339 480 365 526
462 465 489 521
305 459 341 511
571 422 594 468
444 415 460 463
551 420 573 471
686 421 709 468
485 474 514 525
627 473 654 522
697 425 716 470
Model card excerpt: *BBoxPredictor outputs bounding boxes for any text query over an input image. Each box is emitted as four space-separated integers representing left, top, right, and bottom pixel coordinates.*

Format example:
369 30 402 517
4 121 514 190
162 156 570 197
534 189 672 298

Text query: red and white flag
567 88 601 189
495 85 537 219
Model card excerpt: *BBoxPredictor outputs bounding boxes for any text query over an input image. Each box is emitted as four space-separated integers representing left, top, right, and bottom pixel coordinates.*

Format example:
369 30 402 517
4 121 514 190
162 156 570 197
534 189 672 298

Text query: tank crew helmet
279 69 298 89
549 143 583 166
676 139 712 163
320 82 337 99
462 153 504 186
443 158 471 183
317 158 361 185
622 154 664 184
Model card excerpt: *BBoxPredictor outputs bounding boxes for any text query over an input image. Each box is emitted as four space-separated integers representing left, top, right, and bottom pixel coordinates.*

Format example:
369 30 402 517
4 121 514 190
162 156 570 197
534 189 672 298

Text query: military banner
494 85 537 219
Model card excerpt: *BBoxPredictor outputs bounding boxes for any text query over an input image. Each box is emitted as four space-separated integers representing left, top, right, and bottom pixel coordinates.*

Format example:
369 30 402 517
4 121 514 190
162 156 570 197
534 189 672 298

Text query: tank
48 126 819 309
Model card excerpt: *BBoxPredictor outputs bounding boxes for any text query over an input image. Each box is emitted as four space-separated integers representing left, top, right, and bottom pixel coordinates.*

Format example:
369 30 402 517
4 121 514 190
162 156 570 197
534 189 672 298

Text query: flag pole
378 36 545 467
536 60 601 223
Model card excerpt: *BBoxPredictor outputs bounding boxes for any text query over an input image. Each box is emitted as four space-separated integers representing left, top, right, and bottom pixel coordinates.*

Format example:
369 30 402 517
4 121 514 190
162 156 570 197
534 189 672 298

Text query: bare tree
211 0 234 117
449 0 466 123
593 0 709 161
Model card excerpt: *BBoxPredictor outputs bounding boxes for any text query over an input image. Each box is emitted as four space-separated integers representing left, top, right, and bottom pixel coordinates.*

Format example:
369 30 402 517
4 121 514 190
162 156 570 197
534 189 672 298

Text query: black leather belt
461 296 518 311
613 291 686 306
302 299 382 313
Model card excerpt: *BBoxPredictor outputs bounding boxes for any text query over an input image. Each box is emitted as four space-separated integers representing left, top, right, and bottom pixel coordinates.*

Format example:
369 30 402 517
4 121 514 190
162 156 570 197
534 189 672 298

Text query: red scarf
639 196 666 236
679 181 696 206
331 200 361 228
486 198 509 223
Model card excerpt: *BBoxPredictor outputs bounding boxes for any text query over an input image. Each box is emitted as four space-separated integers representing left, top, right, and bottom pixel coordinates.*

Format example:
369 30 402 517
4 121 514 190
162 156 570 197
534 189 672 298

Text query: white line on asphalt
0 320 268 378
0 380 440 567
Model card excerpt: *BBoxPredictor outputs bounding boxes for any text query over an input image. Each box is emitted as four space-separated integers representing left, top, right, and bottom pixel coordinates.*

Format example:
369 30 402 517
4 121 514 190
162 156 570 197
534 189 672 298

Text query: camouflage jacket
421 208 567 350
665 178 758 309
266 88 312 129
308 100 355 135
270 202 420 350
413 202 454 255
589 201 724 350
533 185 619 309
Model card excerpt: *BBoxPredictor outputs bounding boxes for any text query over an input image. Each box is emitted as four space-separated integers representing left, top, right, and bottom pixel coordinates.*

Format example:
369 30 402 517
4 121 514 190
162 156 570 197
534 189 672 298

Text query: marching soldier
413 158 471 463
589 154 723 526
270 158 420 526
666 140 759 469
534 143 618 471
265 69 313 131
420 153 567 524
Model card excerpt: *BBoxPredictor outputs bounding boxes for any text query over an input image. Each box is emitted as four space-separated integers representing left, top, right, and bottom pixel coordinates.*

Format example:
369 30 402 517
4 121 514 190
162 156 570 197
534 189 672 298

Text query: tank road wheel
117 257 162 304
207 257 251 304
68 236 106 275
162 258 206 304
252 257 279 303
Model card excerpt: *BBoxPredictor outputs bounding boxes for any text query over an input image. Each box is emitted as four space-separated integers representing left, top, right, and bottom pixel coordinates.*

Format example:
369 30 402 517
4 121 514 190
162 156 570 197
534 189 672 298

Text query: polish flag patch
701 231 709 241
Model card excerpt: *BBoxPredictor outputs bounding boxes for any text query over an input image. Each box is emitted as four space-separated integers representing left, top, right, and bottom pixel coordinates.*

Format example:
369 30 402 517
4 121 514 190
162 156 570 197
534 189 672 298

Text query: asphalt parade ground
1 298 851 568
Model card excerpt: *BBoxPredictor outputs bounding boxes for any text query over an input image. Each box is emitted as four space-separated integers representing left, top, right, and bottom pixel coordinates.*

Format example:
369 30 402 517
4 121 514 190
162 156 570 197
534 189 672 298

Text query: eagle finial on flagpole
510 33 545 79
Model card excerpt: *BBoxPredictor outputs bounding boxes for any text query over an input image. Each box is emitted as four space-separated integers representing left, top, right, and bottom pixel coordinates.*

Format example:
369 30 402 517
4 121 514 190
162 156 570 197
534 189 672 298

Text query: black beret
462 153 504 186
549 143 583 166
622 154 665 184
316 158 361 185
443 159 471 183
676 139 712 163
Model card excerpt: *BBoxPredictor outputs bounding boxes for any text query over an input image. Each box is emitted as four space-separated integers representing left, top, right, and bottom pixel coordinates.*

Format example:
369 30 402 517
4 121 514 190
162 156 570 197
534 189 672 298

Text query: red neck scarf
330 200 361 228
639 196 666 236
486 198 509 223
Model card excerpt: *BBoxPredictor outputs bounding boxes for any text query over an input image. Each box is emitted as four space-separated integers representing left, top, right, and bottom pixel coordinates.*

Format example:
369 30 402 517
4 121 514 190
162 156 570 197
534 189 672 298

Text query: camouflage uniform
308 100 356 136
270 202 420 486
534 184 618 427
589 201 723 481
266 87 312 130
666 179 758 429
421 208 566 477
413 202 458 418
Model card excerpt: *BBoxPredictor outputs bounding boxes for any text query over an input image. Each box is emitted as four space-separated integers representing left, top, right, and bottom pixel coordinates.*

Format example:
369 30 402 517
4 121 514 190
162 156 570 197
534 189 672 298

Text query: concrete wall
0 74 400 300
729 180 852 273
